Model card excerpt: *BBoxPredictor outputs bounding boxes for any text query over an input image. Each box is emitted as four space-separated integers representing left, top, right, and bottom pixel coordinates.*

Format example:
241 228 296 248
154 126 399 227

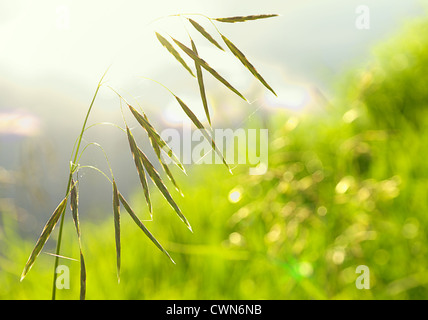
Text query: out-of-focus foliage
2 16 428 299
357 19 428 131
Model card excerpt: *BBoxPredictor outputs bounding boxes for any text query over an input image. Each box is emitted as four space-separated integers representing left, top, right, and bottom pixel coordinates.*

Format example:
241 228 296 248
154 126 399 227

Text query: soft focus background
2 0 428 299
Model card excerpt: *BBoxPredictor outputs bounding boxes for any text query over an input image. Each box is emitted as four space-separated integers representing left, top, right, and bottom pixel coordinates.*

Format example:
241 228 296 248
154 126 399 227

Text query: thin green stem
72 88 103 168
74 142 115 178
78 165 113 185
138 76 175 96
84 122 126 134
149 13 222 36
70 122 124 171
107 85 133 107
51 67 109 300
119 97 126 125
149 12 212 25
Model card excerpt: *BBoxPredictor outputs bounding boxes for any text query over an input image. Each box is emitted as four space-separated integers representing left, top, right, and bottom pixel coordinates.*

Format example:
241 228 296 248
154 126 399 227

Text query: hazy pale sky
1 0 426 94
1 0 427 143
1 0 427 230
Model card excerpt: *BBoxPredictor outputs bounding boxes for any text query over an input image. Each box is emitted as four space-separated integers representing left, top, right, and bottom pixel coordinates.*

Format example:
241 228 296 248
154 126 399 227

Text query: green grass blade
137 146 192 232
188 19 224 51
221 34 277 96
158 154 182 195
70 180 86 300
79 254 86 300
112 179 121 283
21 196 68 281
126 126 152 214
172 37 246 101
118 192 175 264
70 181 79 234
175 95 230 172
191 39 211 126
128 105 186 173
146 122 183 196
214 14 278 23
155 32 195 77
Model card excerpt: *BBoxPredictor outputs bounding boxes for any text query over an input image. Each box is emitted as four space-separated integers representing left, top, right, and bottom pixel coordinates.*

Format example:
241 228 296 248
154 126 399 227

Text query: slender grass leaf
118 192 175 264
175 95 230 172
128 105 186 174
70 180 81 235
137 146 192 232
172 37 246 101
214 14 278 23
221 34 277 96
112 179 121 283
21 196 68 281
43 252 78 261
144 117 183 196
188 19 224 51
70 180 86 300
79 254 86 300
126 126 152 213
191 39 211 126
156 151 182 196
140 112 183 195
155 32 195 77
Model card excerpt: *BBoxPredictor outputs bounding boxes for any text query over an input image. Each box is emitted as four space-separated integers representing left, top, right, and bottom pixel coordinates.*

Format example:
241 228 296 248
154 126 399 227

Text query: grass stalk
51 68 109 300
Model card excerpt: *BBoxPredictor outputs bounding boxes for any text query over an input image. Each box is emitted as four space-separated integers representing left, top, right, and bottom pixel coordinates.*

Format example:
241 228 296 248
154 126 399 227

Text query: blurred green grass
2 16 428 300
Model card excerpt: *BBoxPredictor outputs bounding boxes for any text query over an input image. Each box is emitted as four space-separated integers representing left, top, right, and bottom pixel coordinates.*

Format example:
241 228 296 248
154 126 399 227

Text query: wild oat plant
19 13 278 300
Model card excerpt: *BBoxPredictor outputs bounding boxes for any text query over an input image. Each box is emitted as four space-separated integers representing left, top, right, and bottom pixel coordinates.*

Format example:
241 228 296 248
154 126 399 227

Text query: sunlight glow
228 189 242 203
0 111 40 136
